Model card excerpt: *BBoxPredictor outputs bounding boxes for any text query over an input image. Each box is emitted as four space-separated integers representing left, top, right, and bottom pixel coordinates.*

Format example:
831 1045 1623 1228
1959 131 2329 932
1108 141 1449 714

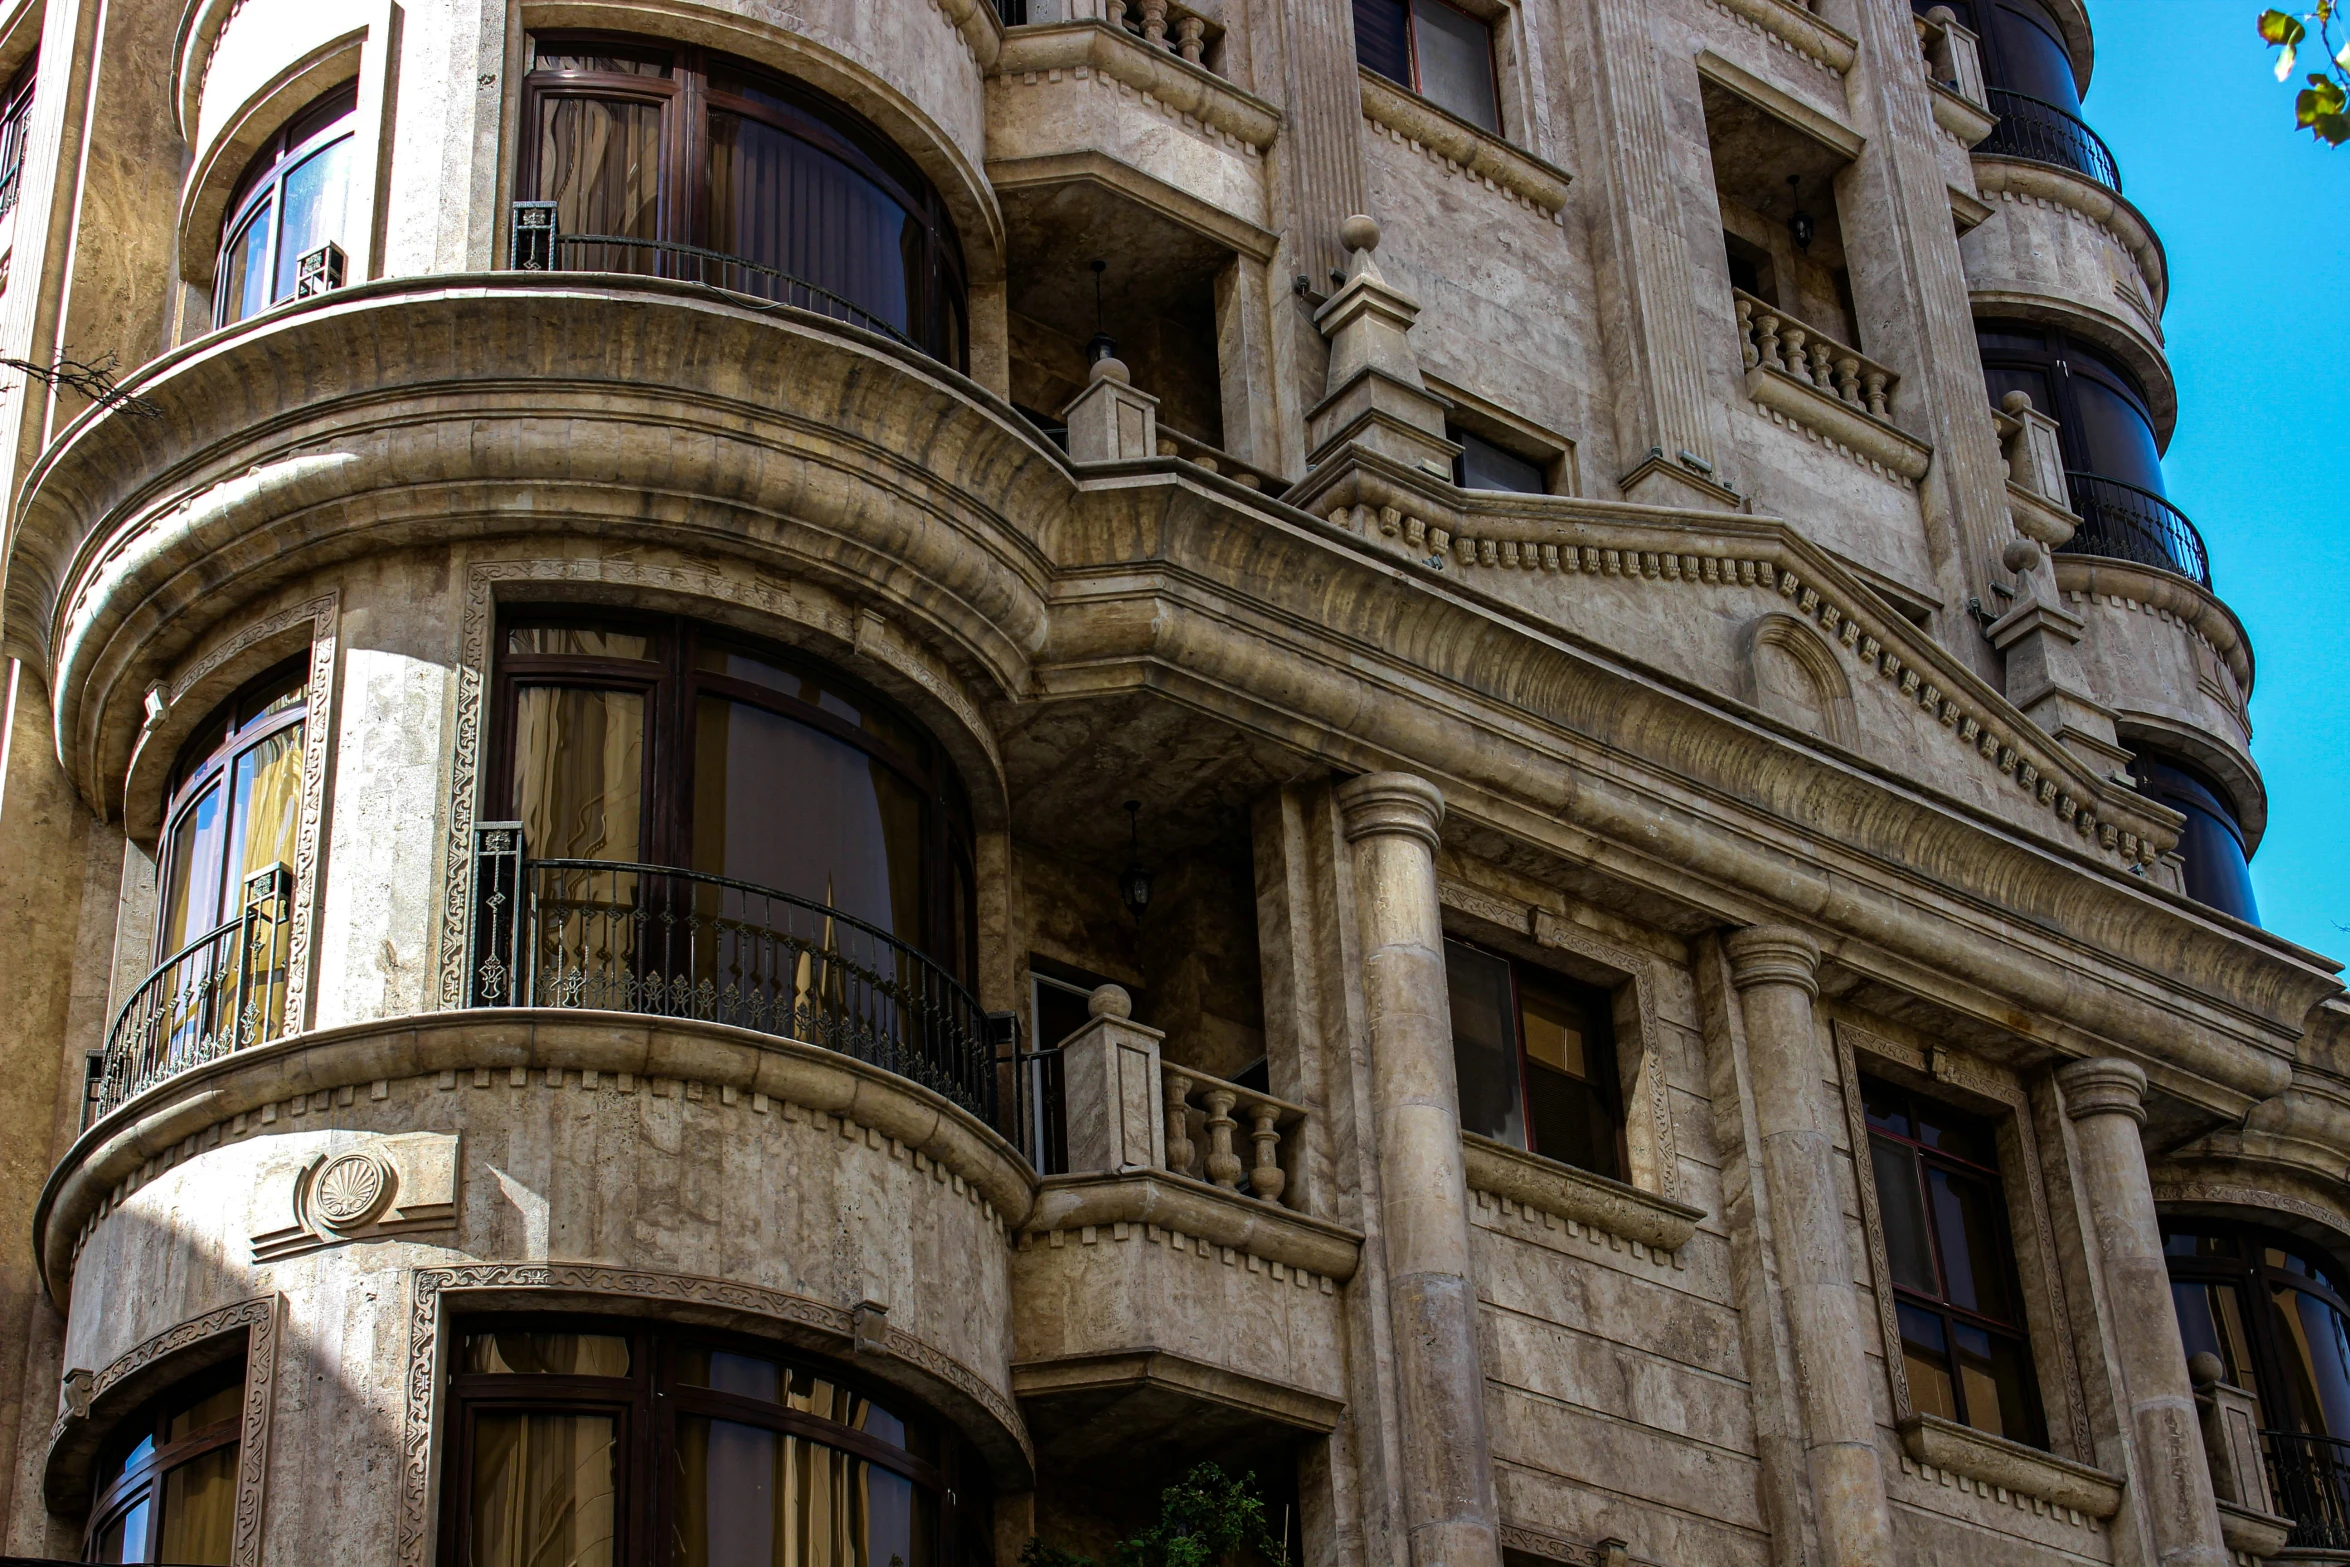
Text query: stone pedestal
1057 984 1166 1175
2057 1058 2230 1567
1334 771 1498 1567
1723 925 1896 1567
1306 216 1458 477
1061 356 1159 464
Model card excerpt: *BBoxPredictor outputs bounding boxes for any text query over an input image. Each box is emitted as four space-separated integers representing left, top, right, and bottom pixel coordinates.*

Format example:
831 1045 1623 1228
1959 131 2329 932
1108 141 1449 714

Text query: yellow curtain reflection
514 688 645 863
672 1419 926 1567
157 1444 241 1566
472 1412 618 1567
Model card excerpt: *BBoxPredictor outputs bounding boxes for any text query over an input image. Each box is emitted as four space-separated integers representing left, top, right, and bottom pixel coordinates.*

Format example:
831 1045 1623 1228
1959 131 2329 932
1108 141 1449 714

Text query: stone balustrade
1109 0 1219 71
1157 424 1280 492
1160 1060 1304 1205
1735 288 1894 419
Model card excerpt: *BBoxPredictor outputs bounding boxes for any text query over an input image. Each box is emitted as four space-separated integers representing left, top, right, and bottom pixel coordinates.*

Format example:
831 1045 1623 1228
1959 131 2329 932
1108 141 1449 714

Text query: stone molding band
1335 770 1445 848
2058 1056 2148 1123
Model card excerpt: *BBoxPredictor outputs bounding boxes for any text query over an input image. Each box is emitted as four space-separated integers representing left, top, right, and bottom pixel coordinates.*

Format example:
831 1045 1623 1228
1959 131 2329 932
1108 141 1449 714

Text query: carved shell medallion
312 1151 393 1230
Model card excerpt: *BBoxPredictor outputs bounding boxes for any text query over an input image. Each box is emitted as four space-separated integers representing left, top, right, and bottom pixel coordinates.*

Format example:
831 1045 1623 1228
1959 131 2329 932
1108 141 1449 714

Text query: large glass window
1352 0 1501 134
1913 0 2081 111
492 615 972 974
2166 1223 2350 1439
519 37 967 364
85 1361 246 1565
1862 1075 2047 1448
443 1323 986 1567
1976 319 2164 494
215 85 356 327
1442 940 1622 1178
157 661 306 961
2129 749 2258 924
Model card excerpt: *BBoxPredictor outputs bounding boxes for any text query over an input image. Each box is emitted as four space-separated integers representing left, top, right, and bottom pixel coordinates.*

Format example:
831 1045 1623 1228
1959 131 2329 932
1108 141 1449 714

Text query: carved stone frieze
250 1131 460 1262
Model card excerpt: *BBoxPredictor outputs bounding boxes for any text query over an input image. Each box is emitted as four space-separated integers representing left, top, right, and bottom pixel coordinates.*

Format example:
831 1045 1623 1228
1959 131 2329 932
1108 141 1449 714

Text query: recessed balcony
1978 88 2122 192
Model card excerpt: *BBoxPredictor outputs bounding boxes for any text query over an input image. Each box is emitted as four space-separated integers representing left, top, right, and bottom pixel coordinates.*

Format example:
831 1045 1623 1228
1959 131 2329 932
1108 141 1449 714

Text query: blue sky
2083 1 2348 963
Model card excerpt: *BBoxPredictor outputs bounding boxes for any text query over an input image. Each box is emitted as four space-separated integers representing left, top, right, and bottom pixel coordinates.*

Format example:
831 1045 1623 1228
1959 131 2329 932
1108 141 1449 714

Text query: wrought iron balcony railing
507 202 920 351
1979 88 2122 192
2267 1430 2350 1551
466 826 997 1124
87 865 293 1127
2057 471 2212 588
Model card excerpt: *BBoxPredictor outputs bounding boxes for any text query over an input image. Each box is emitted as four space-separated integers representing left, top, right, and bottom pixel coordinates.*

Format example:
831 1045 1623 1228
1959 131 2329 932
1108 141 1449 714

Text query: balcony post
1055 984 1166 1174
1059 355 1160 463
1723 926 1897 1567
1333 771 1500 1567
2057 1058 2231 1567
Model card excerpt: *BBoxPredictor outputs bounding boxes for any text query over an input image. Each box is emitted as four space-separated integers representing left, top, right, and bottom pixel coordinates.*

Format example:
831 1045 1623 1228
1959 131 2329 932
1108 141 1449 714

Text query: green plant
1020 1464 1292 1567
2259 5 2350 144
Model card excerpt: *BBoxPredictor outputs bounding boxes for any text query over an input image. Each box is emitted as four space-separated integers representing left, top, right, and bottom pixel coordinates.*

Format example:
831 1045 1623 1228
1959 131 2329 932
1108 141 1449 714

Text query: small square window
1355 0 1501 134
1444 939 1622 1178
1451 428 1547 494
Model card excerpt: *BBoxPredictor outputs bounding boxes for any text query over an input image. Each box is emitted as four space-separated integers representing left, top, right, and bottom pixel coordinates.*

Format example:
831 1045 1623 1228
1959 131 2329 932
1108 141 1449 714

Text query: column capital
1722 925 1821 995
2057 1057 2148 1124
1335 772 1444 850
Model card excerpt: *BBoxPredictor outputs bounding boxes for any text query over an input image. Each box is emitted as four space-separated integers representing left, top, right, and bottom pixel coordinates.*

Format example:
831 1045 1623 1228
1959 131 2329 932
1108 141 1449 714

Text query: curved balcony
2266 1430 2350 1550
1980 88 2121 192
2057 471 2210 588
465 826 999 1124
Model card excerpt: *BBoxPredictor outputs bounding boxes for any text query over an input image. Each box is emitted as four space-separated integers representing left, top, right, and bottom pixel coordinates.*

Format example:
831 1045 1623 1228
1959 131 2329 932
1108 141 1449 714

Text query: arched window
215 84 357 327
2131 748 2259 925
516 36 967 364
157 660 306 962
2167 1222 2350 1436
85 1360 246 1564
441 1323 990 1567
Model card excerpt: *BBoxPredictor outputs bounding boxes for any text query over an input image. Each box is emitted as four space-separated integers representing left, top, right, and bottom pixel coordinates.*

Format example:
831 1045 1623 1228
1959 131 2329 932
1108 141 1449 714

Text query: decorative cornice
2057 1056 2148 1123
1744 362 1932 483
1357 68 1572 218
2053 555 2252 699
1291 450 2180 871
1010 1349 1345 1432
1699 0 1856 73
1020 1171 1363 1282
1459 1132 1703 1252
1930 83 1998 146
994 22 1278 150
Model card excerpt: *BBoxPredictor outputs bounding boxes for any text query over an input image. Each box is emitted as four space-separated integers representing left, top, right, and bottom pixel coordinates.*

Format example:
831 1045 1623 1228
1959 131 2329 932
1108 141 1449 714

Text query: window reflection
85 1364 246 1565
2164 1222 2350 1437
215 85 356 326
1441 939 1623 1177
158 663 306 956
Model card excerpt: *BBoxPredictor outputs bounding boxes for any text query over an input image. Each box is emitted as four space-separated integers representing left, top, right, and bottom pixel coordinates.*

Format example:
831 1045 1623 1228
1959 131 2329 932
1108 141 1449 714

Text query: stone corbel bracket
1358 68 1572 219
994 22 1279 150
1898 1412 2122 1524
1287 449 2184 870
1460 1132 1703 1253
936 0 1006 71
2006 481 2078 550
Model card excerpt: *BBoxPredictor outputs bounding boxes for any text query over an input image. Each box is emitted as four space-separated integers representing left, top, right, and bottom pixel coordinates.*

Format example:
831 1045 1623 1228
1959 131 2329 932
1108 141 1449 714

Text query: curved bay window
443 1323 988 1567
1442 940 1623 1179
93 663 304 1120
1862 1075 2046 1448
518 36 967 363
2129 749 2259 924
215 85 356 327
2167 1222 2350 1544
477 615 989 1115
85 1361 246 1564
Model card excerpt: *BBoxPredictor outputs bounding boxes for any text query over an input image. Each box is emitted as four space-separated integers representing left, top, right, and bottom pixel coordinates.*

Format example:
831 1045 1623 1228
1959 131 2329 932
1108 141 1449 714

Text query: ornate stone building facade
0 0 2342 1565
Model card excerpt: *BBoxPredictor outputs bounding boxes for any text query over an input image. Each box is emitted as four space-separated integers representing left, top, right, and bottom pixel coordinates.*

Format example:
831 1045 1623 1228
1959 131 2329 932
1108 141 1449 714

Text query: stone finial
1340 213 1381 253
1091 356 1131 385
1088 983 1133 1020
2001 538 2042 574
2057 1056 2148 1124
1722 925 1823 995
1334 771 1445 848
2000 389 2036 416
2188 1352 2225 1391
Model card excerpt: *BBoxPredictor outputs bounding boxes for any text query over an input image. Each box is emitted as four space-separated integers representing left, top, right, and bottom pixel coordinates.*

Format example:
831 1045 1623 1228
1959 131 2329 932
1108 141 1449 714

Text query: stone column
2057 1058 2229 1567
1334 772 1499 1567
1723 926 1895 1567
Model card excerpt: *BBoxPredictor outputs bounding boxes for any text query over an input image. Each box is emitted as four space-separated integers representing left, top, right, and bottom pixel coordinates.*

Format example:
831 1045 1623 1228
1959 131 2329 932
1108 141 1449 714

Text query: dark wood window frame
488 610 976 976
438 1318 986 1567
84 1360 246 1564
1442 936 1627 1180
1862 1073 2048 1448
214 83 358 328
518 32 968 365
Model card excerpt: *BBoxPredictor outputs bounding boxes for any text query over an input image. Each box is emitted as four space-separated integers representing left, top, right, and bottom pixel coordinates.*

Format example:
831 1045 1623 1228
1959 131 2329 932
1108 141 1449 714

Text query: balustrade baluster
1807 341 1834 389
1778 325 1807 379
1834 355 1861 406
1140 0 1168 44
1203 1088 1243 1188
1863 371 1889 418
1736 297 1757 369
1247 1102 1285 1203
1176 15 1204 61
1164 1071 1196 1175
